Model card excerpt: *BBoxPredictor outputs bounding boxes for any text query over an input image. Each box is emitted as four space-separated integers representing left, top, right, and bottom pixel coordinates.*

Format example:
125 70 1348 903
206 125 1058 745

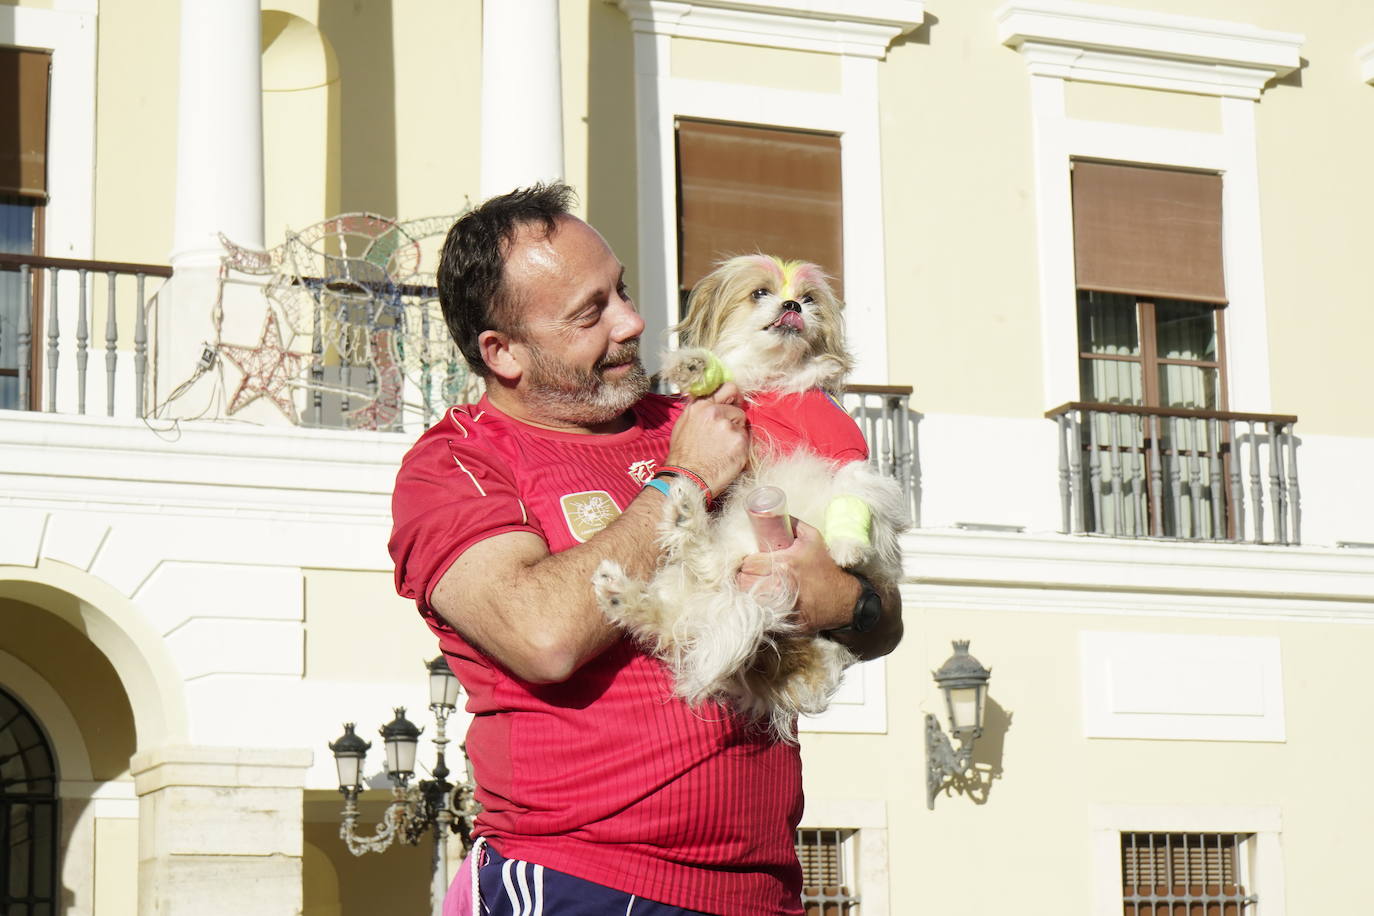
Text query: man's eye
751 288 770 301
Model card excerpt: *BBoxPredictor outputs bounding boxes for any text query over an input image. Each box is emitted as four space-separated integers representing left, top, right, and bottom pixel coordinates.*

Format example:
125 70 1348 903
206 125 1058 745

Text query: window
1068 161 1237 539
1 687 60 916
795 828 860 915
675 118 843 316
1122 832 1257 915
0 47 51 411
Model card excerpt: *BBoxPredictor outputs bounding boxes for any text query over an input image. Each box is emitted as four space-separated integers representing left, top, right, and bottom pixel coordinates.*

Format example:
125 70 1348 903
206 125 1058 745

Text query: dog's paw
663 348 727 397
827 536 873 570
592 559 634 624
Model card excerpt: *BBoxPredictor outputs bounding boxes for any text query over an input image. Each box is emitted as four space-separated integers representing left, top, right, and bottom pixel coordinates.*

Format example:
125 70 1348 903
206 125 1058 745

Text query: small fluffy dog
592 255 908 741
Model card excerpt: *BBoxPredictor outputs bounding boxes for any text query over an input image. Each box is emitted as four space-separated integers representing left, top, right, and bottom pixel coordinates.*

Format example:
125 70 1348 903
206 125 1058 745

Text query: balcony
1 251 920 522
1046 402 1300 545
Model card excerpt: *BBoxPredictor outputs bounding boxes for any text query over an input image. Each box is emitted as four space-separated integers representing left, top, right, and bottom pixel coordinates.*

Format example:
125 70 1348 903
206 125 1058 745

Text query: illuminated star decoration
218 310 310 423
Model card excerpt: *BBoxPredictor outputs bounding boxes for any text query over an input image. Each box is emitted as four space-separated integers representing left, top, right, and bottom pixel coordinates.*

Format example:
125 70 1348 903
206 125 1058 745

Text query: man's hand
737 518 904 660
665 382 749 494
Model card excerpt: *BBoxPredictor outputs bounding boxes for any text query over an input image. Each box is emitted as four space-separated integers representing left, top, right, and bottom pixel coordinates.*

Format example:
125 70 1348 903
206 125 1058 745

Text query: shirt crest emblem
626 459 658 485
560 491 623 543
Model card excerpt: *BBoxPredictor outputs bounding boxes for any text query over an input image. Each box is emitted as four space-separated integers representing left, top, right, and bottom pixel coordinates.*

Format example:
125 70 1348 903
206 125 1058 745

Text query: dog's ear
807 273 855 384
677 264 732 349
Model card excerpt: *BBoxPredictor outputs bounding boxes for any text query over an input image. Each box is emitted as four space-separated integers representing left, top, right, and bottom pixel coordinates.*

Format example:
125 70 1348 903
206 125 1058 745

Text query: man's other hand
666 382 749 495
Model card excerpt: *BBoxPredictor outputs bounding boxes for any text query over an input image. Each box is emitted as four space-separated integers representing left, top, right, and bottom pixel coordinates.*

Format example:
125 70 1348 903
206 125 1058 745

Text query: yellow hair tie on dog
824 495 872 547
684 351 734 397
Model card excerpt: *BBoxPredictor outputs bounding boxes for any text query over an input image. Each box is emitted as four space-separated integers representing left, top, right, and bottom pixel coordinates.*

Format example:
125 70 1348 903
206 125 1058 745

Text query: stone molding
996 0 1303 99
611 0 925 59
131 745 314 795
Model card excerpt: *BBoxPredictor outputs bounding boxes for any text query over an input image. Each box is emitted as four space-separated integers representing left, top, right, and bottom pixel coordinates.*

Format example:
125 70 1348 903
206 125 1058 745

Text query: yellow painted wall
670 37 841 94
304 795 431 916
92 0 180 265
877 6 1044 418
803 604 1374 912
94 817 139 915
564 0 640 290
0 598 137 779
302 569 438 682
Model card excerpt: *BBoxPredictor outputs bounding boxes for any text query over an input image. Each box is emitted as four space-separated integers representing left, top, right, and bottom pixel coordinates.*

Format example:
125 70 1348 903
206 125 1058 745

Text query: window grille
796 828 860 916
1 687 60 916
1122 832 1257 915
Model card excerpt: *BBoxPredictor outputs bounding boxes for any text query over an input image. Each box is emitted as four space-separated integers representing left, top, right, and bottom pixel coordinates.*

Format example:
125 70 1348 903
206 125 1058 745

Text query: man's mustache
596 339 641 371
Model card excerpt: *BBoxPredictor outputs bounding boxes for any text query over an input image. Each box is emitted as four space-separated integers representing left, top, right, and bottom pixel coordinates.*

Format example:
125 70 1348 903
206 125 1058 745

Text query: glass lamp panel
385 736 418 777
429 669 450 708
1154 300 1217 361
334 753 362 790
442 672 461 708
948 687 981 732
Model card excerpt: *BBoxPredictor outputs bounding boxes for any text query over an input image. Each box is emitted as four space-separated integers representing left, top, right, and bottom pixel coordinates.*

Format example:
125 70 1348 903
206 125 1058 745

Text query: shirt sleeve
389 427 545 613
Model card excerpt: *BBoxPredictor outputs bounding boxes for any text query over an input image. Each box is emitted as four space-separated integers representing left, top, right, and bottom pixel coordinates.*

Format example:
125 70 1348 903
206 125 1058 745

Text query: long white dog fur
592 255 908 741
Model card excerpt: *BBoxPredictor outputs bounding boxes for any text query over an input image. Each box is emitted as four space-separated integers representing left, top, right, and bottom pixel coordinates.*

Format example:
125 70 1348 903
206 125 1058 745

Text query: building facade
3 0 1374 913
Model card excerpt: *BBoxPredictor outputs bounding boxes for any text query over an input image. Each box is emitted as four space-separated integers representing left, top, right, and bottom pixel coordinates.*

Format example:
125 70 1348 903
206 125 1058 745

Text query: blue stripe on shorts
478 844 715 916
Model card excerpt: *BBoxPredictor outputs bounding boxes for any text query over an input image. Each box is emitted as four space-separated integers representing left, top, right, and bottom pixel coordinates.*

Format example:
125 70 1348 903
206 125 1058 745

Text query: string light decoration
217 212 480 430
217 309 310 423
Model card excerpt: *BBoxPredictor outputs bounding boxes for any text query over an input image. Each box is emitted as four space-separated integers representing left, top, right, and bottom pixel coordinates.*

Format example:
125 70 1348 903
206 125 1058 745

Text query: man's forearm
438 486 670 683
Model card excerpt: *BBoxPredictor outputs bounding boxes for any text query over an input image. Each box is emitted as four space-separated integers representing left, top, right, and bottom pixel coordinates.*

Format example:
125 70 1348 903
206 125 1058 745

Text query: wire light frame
219 213 482 430
1121 832 1258 915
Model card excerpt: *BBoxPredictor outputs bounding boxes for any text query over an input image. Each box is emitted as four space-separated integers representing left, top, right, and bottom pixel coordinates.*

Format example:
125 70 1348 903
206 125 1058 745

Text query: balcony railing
1046 402 1300 545
0 253 171 417
842 384 918 525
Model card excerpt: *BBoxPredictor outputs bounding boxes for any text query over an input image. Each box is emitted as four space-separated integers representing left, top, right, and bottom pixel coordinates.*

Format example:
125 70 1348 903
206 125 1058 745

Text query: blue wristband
643 478 672 499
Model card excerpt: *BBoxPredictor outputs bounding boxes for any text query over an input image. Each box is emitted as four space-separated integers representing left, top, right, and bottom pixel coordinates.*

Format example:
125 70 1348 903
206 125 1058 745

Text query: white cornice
996 0 1303 99
1359 41 1374 85
609 0 925 59
901 529 1374 621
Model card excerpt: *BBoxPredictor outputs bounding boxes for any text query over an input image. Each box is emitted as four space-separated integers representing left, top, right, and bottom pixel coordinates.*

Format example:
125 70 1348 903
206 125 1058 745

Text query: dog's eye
800 295 814 305
751 288 770 301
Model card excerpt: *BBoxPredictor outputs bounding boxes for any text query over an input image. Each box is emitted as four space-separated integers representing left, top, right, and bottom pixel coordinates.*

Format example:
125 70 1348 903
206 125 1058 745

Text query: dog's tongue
773 310 805 331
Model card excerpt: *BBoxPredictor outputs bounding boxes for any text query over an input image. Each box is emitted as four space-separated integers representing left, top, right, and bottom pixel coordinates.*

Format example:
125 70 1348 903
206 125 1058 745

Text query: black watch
842 574 882 634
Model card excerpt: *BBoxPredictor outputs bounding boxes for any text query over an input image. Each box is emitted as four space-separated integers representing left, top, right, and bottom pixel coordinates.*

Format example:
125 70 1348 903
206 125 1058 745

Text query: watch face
854 587 882 633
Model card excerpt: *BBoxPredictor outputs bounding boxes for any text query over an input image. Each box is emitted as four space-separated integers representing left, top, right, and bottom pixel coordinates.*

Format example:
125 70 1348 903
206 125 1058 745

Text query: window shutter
0 47 53 200
1072 161 1225 305
676 118 843 296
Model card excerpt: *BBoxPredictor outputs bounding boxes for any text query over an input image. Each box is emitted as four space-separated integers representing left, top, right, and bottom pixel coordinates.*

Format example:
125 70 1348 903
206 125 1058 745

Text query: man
390 183 901 916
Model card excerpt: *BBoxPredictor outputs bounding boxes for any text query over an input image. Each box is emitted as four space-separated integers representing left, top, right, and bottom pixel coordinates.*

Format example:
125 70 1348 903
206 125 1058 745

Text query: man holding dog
389 183 901 915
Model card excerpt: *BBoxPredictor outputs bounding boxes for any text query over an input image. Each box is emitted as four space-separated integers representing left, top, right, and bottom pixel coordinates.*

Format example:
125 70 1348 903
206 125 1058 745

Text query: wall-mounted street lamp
925 640 992 809
329 656 480 916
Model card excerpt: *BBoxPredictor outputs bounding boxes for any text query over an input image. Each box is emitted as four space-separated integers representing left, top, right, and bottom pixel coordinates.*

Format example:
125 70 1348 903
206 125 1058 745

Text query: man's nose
614 300 646 340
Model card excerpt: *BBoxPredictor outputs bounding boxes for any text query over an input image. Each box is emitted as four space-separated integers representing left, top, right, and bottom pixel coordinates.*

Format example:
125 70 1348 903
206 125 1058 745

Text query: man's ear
478 329 523 383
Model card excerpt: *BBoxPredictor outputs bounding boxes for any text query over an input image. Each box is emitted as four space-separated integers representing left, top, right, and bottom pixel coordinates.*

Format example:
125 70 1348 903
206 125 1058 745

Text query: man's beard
523 339 651 425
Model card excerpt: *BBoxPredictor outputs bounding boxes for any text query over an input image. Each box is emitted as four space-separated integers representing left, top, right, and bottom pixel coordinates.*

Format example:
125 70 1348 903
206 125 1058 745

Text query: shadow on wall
584 3 640 296
317 0 397 216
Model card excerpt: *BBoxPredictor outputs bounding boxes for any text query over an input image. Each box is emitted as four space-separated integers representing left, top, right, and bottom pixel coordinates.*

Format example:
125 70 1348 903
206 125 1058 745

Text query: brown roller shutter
1072 161 1225 304
0 47 52 200
676 118 843 296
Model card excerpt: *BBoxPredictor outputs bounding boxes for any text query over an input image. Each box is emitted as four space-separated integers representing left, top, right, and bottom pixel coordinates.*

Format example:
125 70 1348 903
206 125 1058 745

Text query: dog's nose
781 300 802 313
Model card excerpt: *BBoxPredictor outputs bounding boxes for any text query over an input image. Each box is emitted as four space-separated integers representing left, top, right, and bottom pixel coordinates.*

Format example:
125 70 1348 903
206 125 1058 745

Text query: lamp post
925 640 992 809
328 656 480 916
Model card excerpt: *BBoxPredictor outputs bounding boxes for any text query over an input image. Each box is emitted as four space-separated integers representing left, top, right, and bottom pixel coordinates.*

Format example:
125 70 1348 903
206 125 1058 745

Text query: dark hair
437 182 577 376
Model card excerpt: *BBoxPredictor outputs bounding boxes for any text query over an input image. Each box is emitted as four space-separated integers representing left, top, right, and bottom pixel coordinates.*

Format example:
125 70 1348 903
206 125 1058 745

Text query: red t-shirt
745 389 869 464
389 393 804 916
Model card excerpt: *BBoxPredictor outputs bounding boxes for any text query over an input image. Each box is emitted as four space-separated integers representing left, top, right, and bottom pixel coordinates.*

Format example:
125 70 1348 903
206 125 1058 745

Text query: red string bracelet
654 465 715 508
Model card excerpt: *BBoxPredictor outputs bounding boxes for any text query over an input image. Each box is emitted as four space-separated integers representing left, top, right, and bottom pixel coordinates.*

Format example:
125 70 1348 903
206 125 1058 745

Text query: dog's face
678 255 846 371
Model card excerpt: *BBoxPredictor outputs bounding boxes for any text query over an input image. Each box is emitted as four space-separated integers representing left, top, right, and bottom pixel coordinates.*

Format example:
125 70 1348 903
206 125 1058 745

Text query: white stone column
480 0 565 198
132 746 312 916
171 0 264 266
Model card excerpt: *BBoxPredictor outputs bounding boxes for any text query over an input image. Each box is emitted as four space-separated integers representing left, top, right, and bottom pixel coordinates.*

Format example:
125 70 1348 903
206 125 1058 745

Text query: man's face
501 216 649 426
